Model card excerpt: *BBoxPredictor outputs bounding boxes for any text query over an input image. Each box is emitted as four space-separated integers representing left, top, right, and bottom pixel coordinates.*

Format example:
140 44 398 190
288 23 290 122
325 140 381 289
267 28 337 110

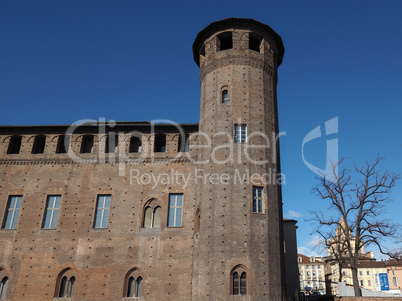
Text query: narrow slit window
56 135 69 154
7 135 22 154
32 135 46 154
81 135 94 153
252 187 263 213
222 89 229 103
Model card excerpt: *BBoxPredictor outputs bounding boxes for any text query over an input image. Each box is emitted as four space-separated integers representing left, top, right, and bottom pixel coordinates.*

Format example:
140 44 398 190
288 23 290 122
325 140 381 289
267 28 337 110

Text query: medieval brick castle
0 18 293 300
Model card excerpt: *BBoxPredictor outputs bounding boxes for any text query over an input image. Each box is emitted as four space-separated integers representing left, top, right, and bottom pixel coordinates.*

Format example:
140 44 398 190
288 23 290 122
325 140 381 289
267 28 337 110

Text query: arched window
7 135 22 154
80 135 94 153
142 200 161 228
56 135 70 154
129 135 142 153
231 265 249 295
32 135 46 154
0 277 8 299
105 133 118 153
154 134 166 152
221 89 229 103
124 268 144 298
178 134 190 152
55 268 76 298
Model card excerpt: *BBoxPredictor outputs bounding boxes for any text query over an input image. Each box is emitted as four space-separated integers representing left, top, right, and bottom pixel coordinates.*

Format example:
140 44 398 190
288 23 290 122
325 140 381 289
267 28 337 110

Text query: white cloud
297 247 322 257
285 210 302 218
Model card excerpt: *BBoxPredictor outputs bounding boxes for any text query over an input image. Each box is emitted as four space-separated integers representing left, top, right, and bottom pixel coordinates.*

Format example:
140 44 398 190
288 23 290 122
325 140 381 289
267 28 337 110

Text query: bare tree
310 156 400 296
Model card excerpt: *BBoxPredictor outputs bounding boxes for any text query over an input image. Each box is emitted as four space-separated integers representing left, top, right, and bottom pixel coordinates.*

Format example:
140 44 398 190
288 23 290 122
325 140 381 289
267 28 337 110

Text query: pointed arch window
7 135 22 154
154 134 166 153
222 89 229 103
142 200 161 228
129 135 142 153
0 277 8 299
124 269 143 298
231 265 249 295
32 135 46 154
55 269 76 298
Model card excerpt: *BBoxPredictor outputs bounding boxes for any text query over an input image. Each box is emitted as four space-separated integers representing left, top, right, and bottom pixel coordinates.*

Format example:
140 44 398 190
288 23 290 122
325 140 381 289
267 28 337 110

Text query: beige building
297 254 325 294
0 18 293 301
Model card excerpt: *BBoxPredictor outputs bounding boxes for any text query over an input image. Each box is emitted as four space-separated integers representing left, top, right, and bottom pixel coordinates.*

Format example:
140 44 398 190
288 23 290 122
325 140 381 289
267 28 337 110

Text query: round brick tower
191 18 285 300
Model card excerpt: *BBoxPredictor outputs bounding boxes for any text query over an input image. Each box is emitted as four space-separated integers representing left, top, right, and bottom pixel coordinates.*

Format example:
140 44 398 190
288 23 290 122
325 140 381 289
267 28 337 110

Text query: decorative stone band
200 55 275 82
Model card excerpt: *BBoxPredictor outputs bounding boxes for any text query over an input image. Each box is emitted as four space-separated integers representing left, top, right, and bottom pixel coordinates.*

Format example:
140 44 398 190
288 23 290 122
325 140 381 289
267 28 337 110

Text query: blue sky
1 0 401 258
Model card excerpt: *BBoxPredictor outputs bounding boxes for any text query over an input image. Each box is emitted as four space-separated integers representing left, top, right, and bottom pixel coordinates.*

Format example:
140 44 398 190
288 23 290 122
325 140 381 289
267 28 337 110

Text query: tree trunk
350 255 361 296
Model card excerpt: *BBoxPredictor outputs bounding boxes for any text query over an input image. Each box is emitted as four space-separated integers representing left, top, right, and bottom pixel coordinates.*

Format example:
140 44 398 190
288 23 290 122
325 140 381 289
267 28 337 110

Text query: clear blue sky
1 0 401 258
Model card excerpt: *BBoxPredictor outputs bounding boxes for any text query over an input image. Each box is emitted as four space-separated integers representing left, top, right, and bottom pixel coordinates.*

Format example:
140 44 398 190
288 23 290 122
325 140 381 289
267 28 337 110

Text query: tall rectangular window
94 195 111 229
42 195 61 229
252 186 263 213
234 124 247 143
168 194 183 227
3 196 22 229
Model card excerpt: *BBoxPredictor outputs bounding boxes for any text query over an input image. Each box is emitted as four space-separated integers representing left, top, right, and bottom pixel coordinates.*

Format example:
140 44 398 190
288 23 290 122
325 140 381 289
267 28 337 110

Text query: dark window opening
105 133 118 153
178 134 190 152
0 276 8 299
59 276 75 298
7 136 22 154
32 135 46 154
81 135 94 153
222 89 229 103
233 272 239 295
249 35 262 52
195 209 200 233
129 136 142 153
154 134 166 153
56 135 69 154
217 33 232 51
126 275 143 297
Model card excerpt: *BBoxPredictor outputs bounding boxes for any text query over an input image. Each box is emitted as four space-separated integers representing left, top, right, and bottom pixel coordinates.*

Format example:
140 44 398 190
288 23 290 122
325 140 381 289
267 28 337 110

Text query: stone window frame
142 198 162 229
221 86 229 104
230 265 249 296
123 267 144 298
0 270 9 300
54 268 77 298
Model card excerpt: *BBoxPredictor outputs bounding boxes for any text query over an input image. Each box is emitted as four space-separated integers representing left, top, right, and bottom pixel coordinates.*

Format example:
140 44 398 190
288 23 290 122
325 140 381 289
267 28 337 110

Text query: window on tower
80 135 94 153
231 265 248 296
249 34 263 53
217 32 232 51
252 186 263 213
234 124 247 143
222 89 229 103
